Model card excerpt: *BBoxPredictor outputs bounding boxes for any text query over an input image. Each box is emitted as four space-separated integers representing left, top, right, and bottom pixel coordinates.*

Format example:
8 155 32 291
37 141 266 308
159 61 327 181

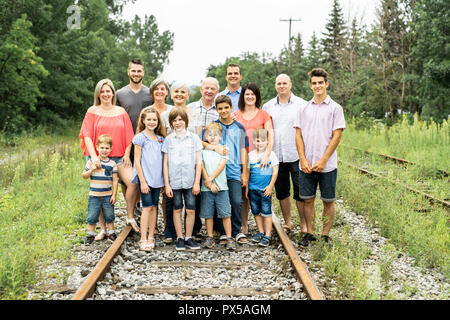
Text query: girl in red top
233 83 274 237
79 79 139 237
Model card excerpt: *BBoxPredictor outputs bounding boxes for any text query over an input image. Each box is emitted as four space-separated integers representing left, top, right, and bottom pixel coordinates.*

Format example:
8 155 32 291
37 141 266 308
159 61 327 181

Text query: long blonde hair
136 107 166 137
93 79 117 106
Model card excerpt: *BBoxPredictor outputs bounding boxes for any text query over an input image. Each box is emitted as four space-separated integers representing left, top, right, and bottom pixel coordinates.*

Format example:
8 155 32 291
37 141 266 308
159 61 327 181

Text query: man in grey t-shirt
116 58 153 133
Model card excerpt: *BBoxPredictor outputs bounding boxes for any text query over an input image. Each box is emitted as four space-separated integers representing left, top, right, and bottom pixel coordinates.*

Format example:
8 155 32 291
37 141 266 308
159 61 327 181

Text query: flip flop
283 226 292 235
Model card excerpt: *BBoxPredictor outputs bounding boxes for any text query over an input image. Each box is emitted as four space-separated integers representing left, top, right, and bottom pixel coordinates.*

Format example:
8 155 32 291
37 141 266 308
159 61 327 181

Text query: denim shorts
298 169 337 202
87 195 115 224
137 181 160 208
200 191 231 219
248 189 272 217
172 188 196 211
275 161 302 201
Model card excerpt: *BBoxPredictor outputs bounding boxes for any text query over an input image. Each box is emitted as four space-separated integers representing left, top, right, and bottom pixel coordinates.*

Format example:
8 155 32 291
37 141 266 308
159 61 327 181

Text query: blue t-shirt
214 120 249 181
247 150 279 190
131 132 165 188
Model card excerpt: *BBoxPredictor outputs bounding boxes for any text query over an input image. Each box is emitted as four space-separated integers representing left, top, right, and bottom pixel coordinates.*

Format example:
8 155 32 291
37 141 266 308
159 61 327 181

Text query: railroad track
339 159 450 210
340 144 449 177
71 205 324 301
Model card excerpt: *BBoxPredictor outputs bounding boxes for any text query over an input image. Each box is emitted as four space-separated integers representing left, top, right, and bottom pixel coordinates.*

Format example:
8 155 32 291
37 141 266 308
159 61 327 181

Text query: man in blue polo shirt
217 63 242 112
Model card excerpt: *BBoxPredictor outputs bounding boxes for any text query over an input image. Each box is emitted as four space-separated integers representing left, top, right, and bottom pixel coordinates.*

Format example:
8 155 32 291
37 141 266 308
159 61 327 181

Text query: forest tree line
204 0 449 125
0 0 448 134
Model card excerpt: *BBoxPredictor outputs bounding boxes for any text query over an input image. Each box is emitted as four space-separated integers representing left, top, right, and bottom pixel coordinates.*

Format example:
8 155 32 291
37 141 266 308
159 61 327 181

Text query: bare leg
185 209 195 238
322 201 335 236
173 209 184 239
254 215 264 234
263 216 272 237
296 200 308 233
140 208 150 241
303 198 316 234
205 218 214 237
148 206 157 244
279 197 292 230
222 217 232 239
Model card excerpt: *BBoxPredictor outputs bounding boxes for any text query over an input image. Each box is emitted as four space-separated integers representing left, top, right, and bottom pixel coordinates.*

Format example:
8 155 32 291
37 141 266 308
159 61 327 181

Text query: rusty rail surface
340 160 450 210
272 214 325 300
72 225 132 300
340 144 449 177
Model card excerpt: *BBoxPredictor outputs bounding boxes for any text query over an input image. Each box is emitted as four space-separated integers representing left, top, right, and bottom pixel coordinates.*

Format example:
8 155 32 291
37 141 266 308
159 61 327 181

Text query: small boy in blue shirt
247 128 279 246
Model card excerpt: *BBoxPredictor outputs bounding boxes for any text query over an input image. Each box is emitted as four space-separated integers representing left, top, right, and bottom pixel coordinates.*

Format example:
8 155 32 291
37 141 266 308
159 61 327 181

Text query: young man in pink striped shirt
294 68 346 247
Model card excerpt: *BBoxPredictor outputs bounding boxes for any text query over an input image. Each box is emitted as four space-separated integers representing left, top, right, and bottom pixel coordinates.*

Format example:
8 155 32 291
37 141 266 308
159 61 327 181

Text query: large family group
79 59 346 252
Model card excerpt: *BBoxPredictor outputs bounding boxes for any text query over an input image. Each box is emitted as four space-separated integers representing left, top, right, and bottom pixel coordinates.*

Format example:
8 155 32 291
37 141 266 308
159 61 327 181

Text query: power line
280 17 301 47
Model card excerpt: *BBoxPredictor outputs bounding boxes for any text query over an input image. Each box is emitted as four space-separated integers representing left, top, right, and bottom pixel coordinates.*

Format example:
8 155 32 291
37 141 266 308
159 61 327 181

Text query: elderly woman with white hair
161 81 200 134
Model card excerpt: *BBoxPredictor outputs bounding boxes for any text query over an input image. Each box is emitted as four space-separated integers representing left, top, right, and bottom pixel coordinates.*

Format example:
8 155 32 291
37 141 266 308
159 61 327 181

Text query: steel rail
340 144 449 177
72 225 132 300
272 213 325 300
340 160 450 210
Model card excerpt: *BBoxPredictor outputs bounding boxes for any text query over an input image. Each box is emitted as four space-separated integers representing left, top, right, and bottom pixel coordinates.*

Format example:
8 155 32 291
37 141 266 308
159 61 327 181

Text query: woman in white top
161 81 200 135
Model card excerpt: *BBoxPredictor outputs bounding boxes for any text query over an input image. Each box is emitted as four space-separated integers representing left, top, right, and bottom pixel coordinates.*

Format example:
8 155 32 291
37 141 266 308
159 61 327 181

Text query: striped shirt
85 159 118 197
187 99 219 140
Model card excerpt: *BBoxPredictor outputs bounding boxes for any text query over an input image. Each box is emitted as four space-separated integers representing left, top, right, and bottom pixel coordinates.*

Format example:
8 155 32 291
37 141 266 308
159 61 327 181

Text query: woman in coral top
233 82 274 237
79 79 138 237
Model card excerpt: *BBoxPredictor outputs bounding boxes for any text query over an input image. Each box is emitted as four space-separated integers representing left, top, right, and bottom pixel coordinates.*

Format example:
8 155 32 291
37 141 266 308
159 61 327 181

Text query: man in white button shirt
262 74 308 235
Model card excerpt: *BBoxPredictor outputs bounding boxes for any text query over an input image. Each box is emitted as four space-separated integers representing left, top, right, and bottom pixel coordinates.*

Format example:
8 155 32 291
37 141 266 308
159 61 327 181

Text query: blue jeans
164 190 202 239
216 179 242 238
200 191 231 219
87 195 115 224
248 189 272 217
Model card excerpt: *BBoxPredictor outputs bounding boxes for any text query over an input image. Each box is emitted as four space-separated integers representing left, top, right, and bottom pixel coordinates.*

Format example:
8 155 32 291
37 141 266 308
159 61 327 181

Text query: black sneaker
176 237 186 251
298 233 317 247
107 232 117 242
85 234 95 244
185 238 200 250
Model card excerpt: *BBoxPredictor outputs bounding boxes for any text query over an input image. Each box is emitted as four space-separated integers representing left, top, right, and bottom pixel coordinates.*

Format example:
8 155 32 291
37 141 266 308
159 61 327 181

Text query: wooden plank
136 286 279 297
148 261 268 270
72 225 132 300
272 214 325 300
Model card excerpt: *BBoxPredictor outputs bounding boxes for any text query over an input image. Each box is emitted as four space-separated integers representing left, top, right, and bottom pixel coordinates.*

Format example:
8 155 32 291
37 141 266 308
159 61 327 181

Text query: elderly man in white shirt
262 74 307 235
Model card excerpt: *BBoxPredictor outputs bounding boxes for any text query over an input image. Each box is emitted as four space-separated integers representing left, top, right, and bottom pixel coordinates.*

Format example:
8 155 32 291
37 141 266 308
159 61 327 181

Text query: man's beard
130 76 143 84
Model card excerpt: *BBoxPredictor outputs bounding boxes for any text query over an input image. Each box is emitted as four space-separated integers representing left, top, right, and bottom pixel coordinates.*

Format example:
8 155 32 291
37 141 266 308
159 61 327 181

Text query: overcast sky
122 0 379 87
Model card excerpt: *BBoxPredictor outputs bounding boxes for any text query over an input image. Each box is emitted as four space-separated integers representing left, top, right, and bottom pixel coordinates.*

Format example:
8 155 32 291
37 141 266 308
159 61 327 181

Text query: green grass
342 114 450 172
0 140 87 299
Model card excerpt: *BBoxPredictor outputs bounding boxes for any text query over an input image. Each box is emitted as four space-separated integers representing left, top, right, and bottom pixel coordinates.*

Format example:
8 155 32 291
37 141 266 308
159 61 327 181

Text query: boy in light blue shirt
162 107 203 251
247 128 279 247
200 123 235 250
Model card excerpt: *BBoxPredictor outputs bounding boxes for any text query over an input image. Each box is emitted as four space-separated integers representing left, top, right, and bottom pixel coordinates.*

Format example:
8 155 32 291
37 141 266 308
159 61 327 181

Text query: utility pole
280 17 301 48
280 17 301 70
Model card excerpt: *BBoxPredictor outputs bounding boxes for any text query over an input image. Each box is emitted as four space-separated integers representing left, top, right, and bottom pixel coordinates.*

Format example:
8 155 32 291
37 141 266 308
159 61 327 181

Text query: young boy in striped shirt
82 135 119 244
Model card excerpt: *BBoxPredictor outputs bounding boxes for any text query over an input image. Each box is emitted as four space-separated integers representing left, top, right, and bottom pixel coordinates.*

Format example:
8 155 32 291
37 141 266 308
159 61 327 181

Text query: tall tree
410 0 450 120
321 0 347 70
